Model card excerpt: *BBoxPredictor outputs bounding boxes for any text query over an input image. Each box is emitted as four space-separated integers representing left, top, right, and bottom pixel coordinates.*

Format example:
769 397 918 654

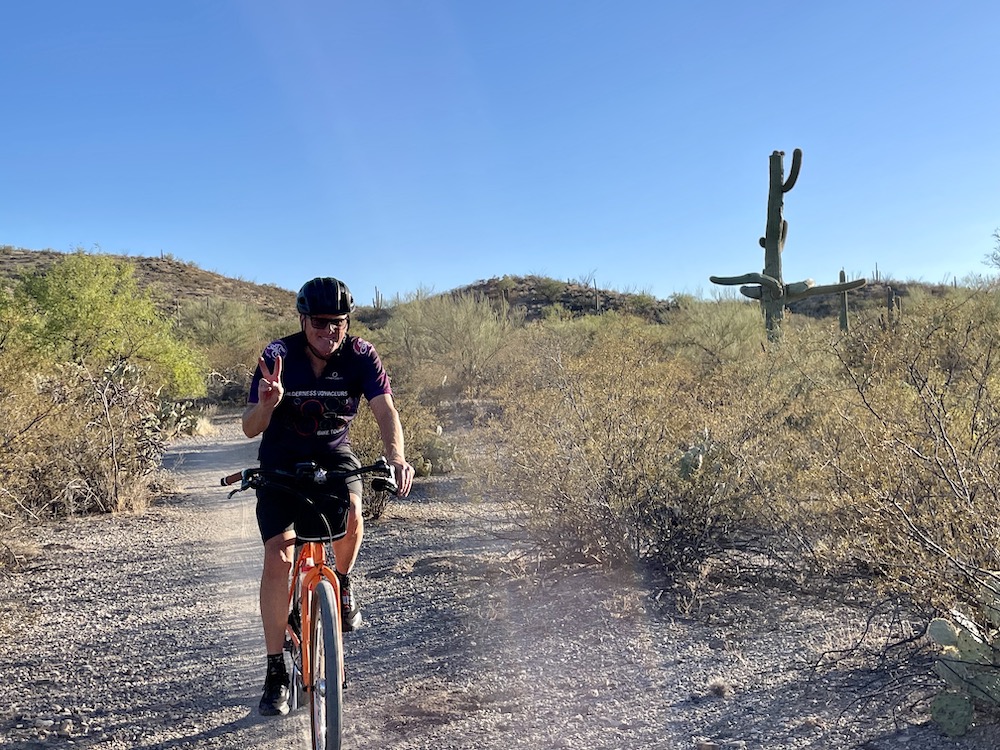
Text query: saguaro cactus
839 269 850 333
710 148 866 340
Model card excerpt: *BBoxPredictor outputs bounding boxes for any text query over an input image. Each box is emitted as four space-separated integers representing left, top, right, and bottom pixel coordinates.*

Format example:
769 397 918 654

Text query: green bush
175 296 297 401
17 251 206 398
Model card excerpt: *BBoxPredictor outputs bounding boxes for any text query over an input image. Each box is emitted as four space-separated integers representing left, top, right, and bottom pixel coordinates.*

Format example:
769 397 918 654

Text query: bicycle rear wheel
309 579 344 750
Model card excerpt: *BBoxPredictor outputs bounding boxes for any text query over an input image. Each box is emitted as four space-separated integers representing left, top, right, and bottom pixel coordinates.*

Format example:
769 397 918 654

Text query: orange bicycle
222 458 397 750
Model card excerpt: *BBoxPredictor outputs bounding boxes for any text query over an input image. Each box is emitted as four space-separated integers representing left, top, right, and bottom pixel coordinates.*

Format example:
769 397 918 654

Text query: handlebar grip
221 471 244 486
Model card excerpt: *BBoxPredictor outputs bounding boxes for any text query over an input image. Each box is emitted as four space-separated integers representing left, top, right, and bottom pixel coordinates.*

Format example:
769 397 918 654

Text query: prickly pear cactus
926 573 1000 736
979 577 1000 631
678 428 715 479
928 618 959 647
931 692 974 737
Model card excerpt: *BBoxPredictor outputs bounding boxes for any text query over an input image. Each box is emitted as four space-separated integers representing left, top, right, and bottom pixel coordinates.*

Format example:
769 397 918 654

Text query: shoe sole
342 611 363 632
258 702 289 717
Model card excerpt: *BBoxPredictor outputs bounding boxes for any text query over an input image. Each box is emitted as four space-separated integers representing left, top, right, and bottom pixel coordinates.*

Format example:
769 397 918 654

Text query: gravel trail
2 414 997 749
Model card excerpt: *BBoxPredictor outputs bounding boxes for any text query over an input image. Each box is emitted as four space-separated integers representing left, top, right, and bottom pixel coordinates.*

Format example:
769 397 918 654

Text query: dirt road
1 415 995 749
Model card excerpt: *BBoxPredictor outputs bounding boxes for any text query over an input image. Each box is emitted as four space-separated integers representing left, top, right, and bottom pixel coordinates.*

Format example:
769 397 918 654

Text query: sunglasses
308 316 349 331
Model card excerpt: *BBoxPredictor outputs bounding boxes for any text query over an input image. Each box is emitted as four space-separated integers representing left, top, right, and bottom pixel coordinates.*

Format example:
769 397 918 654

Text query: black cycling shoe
337 571 362 632
258 657 290 716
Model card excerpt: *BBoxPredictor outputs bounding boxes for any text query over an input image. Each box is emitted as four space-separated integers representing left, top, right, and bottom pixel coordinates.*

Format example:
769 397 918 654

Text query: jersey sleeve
351 337 393 401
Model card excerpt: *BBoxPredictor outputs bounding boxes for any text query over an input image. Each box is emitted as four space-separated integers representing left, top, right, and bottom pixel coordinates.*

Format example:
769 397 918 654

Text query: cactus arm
929 618 960 647
782 148 802 192
786 279 815 296
784 277 867 304
709 273 782 296
740 286 762 300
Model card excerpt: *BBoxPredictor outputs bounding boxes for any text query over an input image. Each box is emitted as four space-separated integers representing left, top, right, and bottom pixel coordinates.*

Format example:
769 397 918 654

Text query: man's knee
263 533 295 574
346 495 364 536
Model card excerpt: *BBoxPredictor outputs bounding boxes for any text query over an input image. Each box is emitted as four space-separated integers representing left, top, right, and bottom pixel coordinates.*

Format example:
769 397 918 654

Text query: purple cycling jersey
248 331 392 468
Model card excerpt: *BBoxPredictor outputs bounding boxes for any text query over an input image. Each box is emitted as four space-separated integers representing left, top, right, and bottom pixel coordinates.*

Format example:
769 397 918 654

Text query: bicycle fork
286 545 347 706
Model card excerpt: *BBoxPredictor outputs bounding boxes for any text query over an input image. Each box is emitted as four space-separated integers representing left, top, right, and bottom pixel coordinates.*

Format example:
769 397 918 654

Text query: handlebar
221 457 399 497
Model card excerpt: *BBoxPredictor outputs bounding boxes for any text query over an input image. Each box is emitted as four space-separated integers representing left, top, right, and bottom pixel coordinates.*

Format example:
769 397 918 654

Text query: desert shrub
346 389 443 520
175 296 297 401
541 302 573 322
626 291 657 317
536 277 567 303
478 314 771 569
659 296 766 365
371 290 525 400
0 361 165 523
0 253 204 531
814 289 1000 608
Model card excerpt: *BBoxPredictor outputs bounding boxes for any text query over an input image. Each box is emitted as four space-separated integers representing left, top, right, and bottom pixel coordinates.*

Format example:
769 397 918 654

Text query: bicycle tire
310 579 344 750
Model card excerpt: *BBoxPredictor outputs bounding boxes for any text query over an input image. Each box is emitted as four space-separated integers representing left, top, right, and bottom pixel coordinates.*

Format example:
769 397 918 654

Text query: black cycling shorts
255 449 363 543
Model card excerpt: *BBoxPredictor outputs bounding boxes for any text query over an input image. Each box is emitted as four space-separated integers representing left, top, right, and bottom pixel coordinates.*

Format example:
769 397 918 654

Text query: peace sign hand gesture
257 355 284 409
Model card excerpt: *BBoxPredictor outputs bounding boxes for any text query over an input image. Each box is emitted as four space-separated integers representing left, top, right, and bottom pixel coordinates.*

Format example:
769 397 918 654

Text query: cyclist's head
296 277 354 317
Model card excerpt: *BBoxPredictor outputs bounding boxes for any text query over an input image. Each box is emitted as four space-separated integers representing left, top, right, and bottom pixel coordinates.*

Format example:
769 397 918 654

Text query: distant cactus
887 285 901 328
414 428 458 476
839 270 850 333
678 428 715 479
926 574 1000 736
710 149 866 340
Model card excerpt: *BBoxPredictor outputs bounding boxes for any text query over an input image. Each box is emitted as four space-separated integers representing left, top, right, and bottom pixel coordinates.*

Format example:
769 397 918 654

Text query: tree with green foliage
17 251 206 397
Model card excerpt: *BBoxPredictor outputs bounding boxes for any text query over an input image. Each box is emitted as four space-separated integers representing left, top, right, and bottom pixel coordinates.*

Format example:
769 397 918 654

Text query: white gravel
1 413 997 749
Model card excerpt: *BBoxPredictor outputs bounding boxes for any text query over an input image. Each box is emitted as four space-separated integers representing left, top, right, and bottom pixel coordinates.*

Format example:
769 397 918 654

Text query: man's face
302 314 349 358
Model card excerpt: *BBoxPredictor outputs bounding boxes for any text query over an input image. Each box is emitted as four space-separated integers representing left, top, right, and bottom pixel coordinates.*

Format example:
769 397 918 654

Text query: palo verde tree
16 251 206 397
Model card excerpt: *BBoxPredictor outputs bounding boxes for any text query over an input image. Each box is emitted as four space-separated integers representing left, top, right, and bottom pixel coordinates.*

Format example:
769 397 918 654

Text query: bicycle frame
289 540 344 701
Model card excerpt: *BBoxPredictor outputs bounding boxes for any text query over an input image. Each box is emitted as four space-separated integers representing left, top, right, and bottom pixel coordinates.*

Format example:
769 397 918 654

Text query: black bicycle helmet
296 277 355 316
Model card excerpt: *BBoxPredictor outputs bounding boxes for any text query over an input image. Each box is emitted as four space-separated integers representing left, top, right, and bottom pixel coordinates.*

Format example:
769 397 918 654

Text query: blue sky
2 1 998 306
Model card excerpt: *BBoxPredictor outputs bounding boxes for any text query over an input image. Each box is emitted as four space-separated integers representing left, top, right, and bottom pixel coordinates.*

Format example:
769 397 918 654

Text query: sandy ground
1 413 998 749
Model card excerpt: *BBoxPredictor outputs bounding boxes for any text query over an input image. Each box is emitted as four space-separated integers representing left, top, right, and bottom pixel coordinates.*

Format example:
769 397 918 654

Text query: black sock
267 653 286 674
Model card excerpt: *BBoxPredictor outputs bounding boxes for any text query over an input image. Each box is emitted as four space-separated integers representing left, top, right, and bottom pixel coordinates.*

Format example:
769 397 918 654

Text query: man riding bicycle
242 276 415 716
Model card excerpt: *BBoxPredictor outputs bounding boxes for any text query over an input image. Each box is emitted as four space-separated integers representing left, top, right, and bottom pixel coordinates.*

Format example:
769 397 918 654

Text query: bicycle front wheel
309 579 344 750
